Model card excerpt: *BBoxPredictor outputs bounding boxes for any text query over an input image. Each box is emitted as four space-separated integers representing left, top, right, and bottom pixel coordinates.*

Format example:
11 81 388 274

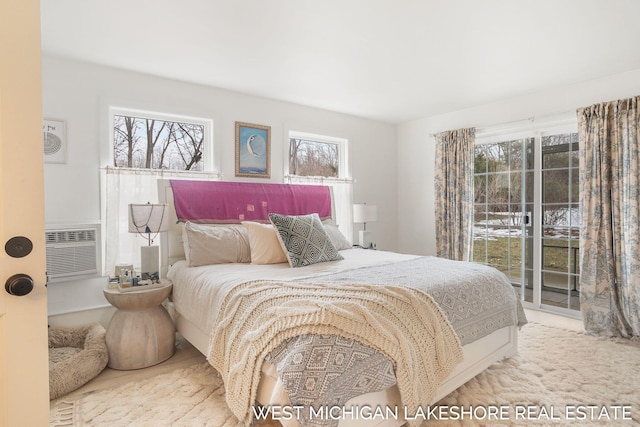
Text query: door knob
5 274 34 296
5 236 33 258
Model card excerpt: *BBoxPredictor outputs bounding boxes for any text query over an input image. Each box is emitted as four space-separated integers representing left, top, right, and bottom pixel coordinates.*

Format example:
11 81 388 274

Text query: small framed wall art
43 118 66 164
235 121 270 178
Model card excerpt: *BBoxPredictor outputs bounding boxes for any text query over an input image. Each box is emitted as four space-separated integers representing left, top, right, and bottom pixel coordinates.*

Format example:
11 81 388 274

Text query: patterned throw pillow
269 213 344 268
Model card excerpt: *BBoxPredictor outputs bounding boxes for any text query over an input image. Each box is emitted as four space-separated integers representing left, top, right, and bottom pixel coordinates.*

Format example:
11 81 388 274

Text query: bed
157 179 527 427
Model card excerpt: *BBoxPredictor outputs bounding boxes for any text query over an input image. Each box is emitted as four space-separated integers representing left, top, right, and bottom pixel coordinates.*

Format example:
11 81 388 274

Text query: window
473 118 580 316
112 111 209 170
286 131 353 244
289 138 340 178
103 107 216 277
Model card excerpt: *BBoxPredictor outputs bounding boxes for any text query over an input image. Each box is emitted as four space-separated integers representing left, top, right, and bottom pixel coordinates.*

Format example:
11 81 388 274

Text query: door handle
5 274 34 296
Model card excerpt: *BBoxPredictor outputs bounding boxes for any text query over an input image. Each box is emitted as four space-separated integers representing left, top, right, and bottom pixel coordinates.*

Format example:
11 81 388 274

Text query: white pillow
241 221 288 265
182 222 251 267
322 220 352 250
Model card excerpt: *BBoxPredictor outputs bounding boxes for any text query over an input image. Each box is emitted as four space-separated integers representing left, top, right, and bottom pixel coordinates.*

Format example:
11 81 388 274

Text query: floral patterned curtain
434 128 475 261
577 96 640 338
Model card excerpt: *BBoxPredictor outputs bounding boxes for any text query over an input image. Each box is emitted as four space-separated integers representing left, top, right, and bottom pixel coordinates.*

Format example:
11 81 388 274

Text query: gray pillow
182 222 251 266
269 213 344 268
322 219 352 250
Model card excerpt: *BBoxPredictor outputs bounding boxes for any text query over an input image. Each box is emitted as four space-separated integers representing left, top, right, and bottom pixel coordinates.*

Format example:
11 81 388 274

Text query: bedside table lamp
353 203 377 248
128 203 169 279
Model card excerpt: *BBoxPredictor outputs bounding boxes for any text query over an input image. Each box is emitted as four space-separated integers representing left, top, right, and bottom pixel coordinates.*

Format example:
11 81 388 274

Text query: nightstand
103 281 175 370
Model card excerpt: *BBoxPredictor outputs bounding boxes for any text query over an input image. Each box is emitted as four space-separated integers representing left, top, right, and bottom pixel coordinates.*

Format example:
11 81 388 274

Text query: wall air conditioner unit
46 225 100 283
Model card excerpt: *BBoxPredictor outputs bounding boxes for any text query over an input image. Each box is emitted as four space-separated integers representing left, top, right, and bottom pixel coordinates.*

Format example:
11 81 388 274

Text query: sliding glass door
473 130 579 314
540 133 580 311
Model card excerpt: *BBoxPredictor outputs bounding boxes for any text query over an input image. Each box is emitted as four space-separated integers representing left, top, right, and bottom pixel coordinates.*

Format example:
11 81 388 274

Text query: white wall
43 56 398 319
397 68 640 256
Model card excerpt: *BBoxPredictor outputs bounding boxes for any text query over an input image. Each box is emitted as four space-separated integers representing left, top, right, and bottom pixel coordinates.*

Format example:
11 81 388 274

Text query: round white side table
103 281 175 370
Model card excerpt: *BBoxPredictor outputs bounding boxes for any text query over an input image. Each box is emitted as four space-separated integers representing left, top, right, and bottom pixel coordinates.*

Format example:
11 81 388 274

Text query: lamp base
140 245 160 278
358 230 373 248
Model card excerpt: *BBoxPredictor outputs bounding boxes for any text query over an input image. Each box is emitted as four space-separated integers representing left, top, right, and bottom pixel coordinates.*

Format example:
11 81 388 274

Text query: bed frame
157 179 518 423
173 309 517 402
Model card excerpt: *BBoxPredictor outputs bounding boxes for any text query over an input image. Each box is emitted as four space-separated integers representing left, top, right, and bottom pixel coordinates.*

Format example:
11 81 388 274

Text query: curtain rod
428 111 576 138
428 116 535 138
101 166 223 178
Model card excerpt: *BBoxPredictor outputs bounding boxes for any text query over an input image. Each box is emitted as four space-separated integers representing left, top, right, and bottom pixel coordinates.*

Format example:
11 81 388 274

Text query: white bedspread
167 249 417 335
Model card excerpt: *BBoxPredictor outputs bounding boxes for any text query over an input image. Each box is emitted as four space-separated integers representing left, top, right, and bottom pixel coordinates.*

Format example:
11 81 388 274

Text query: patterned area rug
50 323 640 426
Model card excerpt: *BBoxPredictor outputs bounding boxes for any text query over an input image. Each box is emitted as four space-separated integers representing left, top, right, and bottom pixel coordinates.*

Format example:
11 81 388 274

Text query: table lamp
128 203 169 279
352 203 377 248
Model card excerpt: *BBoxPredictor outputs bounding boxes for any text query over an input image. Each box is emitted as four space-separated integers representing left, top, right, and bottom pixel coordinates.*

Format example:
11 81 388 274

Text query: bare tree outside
474 140 527 228
113 115 204 171
289 138 339 178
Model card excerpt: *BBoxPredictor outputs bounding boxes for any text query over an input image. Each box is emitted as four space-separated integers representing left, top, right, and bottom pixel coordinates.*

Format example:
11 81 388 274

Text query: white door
0 0 50 426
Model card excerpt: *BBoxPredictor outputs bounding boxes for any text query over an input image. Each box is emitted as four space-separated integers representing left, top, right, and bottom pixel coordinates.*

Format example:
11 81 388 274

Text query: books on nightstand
108 277 167 293
117 280 165 293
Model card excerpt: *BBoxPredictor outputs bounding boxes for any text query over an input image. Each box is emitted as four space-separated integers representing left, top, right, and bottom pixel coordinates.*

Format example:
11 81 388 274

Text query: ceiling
40 0 640 123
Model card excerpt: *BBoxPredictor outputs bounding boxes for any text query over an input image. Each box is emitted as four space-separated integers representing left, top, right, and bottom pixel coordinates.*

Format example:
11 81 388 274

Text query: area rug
50 323 640 426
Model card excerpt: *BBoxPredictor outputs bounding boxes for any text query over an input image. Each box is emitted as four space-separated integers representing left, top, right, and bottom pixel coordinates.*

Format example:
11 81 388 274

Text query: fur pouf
49 323 109 400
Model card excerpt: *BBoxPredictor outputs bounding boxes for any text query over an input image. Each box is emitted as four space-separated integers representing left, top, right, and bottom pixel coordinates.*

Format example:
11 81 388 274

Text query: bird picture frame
235 121 271 178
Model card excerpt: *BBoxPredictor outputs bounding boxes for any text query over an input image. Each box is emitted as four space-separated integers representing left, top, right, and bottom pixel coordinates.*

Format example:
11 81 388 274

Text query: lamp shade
128 203 169 234
352 204 377 224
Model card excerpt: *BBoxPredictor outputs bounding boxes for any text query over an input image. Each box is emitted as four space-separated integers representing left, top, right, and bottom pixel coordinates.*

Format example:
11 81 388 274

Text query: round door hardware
5 236 33 258
5 274 34 296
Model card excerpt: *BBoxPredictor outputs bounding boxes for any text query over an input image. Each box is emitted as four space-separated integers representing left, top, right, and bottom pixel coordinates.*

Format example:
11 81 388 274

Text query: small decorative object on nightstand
103 280 175 370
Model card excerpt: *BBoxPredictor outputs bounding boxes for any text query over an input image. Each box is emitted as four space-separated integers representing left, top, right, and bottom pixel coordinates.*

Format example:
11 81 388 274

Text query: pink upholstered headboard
157 179 335 272
170 180 332 223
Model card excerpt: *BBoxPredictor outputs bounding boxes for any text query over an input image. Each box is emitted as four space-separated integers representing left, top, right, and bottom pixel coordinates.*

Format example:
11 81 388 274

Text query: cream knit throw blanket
207 280 463 427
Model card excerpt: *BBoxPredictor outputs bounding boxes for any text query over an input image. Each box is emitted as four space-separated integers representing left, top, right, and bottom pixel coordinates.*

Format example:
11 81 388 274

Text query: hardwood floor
55 309 583 403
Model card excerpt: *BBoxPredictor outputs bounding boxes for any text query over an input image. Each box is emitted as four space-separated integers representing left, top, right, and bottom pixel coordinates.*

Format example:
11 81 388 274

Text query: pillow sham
322 219 352 250
269 213 344 268
241 221 289 265
182 222 251 267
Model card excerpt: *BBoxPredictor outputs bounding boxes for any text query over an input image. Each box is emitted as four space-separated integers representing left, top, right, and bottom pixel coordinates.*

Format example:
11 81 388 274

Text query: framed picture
235 121 271 178
43 118 66 164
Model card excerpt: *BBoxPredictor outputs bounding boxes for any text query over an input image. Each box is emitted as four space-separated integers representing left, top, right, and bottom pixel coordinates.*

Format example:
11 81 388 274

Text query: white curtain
102 167 220 277
285 175 354 245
